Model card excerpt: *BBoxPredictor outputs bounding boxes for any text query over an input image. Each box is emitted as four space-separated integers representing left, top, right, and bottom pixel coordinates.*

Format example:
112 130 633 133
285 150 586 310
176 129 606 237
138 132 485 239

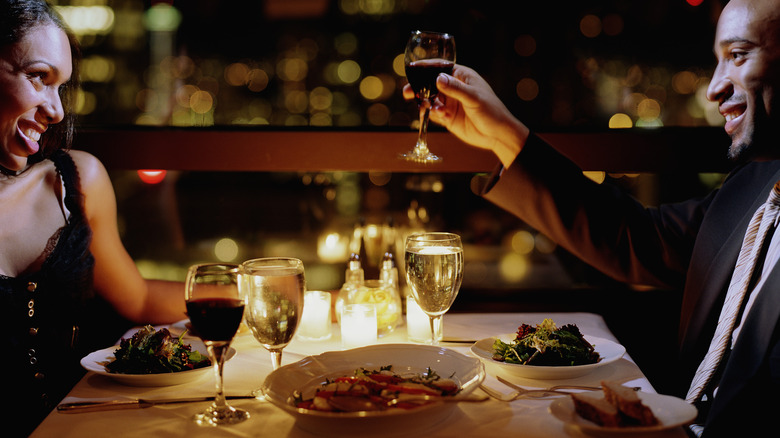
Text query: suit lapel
706 265 780 424
679 166 780 375
679 196 763 354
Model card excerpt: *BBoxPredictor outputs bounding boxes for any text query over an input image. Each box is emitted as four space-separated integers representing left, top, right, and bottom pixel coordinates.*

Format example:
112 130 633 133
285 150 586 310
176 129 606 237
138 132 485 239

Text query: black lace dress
0 150 97 436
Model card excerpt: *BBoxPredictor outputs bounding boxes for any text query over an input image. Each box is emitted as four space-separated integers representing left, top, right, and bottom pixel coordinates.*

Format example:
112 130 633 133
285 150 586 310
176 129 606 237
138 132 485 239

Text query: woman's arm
70 150 186 324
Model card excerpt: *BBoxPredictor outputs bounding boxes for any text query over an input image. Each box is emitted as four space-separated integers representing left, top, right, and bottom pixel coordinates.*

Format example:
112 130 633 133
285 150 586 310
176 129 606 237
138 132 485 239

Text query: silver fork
497 376 605 394
480 377 602 402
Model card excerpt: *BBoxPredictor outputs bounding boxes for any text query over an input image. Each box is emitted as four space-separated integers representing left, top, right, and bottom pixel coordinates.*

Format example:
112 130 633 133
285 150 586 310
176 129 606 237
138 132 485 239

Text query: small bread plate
549 391 697 434
261 344 485 437
80 340 235 387
470 334 625 380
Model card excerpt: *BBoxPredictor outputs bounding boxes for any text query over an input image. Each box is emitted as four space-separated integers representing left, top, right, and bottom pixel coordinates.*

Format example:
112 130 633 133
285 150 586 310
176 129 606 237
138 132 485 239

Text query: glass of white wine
239 257 305 371
404 232 463 346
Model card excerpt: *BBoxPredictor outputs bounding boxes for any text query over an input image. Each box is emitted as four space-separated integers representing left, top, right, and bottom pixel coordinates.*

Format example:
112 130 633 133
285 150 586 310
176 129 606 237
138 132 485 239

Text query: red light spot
137 169 167 184
686 0 703 6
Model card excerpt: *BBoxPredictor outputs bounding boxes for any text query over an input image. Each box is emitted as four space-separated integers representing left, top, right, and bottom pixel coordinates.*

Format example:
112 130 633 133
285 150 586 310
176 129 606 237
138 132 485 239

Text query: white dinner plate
80 340 234 387
261 344 485 437
549 391 697 434
470 334 625 380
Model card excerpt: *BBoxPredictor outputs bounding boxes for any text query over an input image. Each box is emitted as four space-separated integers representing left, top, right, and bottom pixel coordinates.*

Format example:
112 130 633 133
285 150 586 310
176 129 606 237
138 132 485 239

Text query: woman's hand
403 64 529 168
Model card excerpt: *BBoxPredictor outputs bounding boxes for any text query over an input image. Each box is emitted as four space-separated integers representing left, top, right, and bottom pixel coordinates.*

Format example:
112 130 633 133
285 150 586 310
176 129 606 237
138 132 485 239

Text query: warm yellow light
337 60 362 84
583 171 606 184
175 85 198 108
510 230 535 255
80 56 115 82
75 90 96 115
499 253 528 283
190 90 213 114
214 238 239 262
637 98 661 120
317 232 350 263
247 69 270 92
224 63 250 86
310 87 333 111
392 54 405 76
285 90 309 114
608 113 633 128
278 57 308 82
56 5 115 35
360 76 384 100
672 71 699 95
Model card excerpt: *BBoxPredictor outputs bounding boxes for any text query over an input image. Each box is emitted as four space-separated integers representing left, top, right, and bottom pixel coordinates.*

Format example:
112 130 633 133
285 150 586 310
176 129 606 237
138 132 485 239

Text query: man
405 0 780 435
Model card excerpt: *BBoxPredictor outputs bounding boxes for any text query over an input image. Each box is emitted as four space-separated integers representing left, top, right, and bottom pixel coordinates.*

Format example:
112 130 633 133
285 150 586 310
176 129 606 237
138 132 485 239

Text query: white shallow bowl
471 334 625 380
81 339 234 387
549 391 697 434
262 344 486 437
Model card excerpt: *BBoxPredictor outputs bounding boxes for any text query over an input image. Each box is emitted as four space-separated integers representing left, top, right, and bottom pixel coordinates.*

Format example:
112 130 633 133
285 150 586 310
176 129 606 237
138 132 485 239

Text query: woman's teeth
24 128 41 141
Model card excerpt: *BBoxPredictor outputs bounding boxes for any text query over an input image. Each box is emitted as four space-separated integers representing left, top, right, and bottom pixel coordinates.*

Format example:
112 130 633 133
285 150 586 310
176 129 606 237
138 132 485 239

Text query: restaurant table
31 312 689 437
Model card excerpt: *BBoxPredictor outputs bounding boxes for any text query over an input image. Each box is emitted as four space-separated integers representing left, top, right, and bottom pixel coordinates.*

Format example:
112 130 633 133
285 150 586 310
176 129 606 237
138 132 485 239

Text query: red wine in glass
184 263 249 426
186 298 245 342
400 30 455 164
406 59 455 104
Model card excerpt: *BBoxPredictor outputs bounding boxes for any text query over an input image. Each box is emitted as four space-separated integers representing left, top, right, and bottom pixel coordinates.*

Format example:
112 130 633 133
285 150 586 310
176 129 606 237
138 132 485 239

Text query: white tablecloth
31 312 688 437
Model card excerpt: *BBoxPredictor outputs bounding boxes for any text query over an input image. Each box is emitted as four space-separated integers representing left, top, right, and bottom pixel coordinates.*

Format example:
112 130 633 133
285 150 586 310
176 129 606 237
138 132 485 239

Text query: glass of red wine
400 30 456 164
185 263 250 426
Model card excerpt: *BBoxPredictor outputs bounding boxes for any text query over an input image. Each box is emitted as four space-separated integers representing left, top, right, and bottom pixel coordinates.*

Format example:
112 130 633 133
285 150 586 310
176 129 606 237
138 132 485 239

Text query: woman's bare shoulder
66 149 111 186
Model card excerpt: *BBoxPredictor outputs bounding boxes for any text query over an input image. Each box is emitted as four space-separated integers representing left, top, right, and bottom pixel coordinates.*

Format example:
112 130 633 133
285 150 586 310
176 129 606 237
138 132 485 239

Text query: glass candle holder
406 295 443 343
297 290 332 341
341 303 377 349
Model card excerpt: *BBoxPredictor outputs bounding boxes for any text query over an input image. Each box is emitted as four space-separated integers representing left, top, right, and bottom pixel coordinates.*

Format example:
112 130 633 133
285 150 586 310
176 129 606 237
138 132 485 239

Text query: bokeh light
214 238 239 262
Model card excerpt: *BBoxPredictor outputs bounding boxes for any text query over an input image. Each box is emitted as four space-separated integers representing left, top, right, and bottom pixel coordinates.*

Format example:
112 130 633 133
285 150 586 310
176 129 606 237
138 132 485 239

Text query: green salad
106 325 211 374
491 319 600 366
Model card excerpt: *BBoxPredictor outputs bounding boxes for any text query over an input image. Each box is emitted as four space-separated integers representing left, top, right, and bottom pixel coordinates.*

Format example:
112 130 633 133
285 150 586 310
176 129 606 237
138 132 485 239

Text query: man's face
707 0 780 162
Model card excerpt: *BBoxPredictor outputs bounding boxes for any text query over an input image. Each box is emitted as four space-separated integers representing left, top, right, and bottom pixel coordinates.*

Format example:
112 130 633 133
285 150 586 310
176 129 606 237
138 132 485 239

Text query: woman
0 1 186 434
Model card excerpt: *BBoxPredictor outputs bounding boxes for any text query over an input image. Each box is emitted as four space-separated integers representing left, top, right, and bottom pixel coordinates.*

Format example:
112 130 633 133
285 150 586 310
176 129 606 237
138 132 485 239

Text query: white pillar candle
297 290 332 341
341 303 377 349
406 295 443 343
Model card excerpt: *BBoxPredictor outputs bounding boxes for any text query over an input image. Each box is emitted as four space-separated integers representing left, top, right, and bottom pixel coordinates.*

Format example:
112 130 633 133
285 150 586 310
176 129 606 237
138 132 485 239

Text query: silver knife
57 395 257 413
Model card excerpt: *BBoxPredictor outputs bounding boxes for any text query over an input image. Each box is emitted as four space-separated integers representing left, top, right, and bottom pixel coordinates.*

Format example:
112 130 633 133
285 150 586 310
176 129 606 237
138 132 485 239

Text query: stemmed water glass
239 257 305 371
404 232 463 346
184 263 250 426
400 30 456 164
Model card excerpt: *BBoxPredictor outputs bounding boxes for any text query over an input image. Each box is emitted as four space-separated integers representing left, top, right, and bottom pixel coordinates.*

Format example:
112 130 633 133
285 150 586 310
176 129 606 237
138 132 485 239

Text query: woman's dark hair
0 0 81 158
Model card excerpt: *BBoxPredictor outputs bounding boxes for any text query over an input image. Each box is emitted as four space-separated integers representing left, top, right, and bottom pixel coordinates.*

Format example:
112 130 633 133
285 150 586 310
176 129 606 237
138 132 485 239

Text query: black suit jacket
482 134 780 436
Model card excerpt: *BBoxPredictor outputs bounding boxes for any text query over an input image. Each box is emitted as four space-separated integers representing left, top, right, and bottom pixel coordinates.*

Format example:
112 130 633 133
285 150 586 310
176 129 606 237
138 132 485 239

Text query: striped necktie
686 181 780 407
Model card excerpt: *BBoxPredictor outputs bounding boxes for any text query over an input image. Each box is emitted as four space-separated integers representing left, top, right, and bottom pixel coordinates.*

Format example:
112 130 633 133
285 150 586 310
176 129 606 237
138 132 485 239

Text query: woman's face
0 23 72 171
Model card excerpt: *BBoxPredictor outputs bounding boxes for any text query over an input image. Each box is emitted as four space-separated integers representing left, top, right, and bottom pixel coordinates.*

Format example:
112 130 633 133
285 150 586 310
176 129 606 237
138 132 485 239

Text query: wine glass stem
428 314 442 346
207 342 230 409
270 350 282 370
415 104 431 153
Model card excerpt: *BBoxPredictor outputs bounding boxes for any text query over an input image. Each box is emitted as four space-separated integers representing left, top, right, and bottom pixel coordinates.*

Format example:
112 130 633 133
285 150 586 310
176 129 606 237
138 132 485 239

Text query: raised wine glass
404 232 463 346
184 263 250 426
239 257 305 371
400 30 456 164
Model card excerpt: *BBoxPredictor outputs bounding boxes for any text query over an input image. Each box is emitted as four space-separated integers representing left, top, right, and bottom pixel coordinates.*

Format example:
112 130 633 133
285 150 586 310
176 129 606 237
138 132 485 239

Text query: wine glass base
398 151 442 163
193 404 250 427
